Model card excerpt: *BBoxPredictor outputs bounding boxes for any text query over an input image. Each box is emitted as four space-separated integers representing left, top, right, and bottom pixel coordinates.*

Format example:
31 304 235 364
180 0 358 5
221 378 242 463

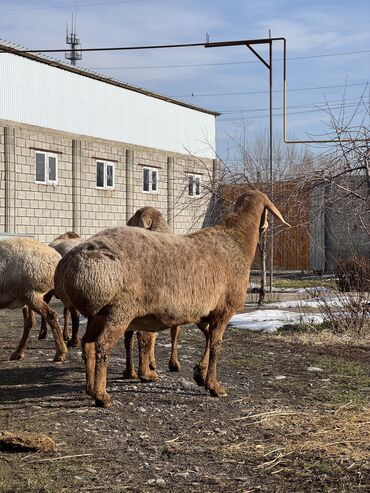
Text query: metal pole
269 34 274 293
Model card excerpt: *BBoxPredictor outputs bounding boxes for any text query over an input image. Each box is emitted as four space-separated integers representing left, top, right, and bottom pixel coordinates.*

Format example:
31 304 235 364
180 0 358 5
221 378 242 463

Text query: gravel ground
0 302 369 493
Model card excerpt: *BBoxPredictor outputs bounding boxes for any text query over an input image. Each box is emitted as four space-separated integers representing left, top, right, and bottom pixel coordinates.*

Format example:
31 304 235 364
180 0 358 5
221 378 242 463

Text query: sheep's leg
63 306 70 342
123 331 138 379
93 320 130 407
38 290 54 340
68 307 80 348
137 332 159 383
81 317 96 397
39 318 48 340
193 322 210 386
168 326 181 372
149 332 157 371
28 293 67 362
205 320 228 397
38 317 48 340
10 306 36 360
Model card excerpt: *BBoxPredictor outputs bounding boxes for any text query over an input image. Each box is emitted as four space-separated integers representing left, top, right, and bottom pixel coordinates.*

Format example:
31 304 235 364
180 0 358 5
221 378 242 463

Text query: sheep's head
53 231 80 241
127 207 171 233
234 190 291 233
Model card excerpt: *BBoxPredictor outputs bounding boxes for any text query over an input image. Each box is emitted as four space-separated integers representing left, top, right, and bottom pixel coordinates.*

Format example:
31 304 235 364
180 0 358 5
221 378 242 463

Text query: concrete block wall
0 120 216 243
132 149 168 218
2 125 74 243
173 155 214 235
79 140 127 236
0 128 5 232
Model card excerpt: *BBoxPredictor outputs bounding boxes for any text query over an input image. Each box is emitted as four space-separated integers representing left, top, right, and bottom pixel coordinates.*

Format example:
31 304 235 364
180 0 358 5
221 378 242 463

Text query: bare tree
217 93 369 295
172 94 369 305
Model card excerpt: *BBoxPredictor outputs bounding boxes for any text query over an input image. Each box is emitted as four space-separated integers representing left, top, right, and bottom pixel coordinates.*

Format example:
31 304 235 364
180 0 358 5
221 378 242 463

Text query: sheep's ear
127 209 140 226
260 208 269 232
139 215 152 229
264 198 291 227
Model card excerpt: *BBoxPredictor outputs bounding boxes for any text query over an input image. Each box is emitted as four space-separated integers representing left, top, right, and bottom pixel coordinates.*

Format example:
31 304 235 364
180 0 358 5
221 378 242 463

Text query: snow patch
227 310 324 333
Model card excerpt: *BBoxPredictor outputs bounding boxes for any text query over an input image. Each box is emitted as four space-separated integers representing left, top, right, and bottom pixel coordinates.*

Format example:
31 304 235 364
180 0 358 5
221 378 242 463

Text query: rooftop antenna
65 13 82 66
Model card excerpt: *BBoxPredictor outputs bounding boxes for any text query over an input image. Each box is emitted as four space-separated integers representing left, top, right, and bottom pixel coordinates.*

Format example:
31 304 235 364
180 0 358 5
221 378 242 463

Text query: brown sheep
48 231 81 257
124 206 181 381
54 190 290 407
0 237 67 361
39 232 82 346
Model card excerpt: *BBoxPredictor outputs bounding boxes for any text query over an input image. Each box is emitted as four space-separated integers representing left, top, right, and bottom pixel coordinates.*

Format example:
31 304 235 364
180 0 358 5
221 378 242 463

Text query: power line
85 49 370 71
172 82 369 99
218 96 367 114
218 102 366 122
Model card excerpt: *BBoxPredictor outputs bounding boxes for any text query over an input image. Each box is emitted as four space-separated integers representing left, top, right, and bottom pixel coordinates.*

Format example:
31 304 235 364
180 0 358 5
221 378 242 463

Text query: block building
0 40 220 243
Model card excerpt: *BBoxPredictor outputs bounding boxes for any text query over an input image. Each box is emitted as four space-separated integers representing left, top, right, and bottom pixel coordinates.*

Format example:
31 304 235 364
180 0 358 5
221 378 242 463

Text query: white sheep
0 237 67 361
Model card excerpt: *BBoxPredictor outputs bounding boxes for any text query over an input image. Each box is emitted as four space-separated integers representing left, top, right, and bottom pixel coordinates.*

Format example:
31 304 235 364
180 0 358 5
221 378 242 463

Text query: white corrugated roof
0 39 220 117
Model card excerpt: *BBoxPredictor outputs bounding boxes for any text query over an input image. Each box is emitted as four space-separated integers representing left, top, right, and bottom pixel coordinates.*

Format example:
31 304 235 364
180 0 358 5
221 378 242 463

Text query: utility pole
65 13 82 66
269 29 274 293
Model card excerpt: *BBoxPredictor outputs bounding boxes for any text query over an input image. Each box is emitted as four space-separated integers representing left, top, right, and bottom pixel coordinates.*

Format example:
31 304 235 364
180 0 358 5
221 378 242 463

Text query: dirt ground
0 302 369 493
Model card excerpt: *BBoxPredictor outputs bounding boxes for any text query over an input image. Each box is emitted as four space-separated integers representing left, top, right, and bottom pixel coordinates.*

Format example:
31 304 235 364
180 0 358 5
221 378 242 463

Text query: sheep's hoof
95 393 112 408
207 383 228 398
123 369 138 380
10 351 24 361
53 352 67 363
86 385 95 397
38 332 47 340
67 338 81 348
139 371 159 383
193 365 206 387
169 359 181 372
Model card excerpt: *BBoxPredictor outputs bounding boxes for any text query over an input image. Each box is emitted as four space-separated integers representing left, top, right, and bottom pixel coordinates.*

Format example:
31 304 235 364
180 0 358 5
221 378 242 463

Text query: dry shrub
336 256 370 292
317 256 370 338
319 291 369 338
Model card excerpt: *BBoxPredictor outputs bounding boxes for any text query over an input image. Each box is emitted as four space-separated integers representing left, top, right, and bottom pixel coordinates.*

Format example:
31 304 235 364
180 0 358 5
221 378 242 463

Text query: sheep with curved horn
55 190 290 407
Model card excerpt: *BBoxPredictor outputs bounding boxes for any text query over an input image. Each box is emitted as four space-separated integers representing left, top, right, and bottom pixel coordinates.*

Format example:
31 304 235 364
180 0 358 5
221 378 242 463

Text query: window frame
142 166 159 194
96 159 115 190
35 151 58 185
188 173 202 198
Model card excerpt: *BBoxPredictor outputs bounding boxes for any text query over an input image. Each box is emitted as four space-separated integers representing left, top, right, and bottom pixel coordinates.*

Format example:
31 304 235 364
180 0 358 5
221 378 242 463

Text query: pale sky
0 0 369 160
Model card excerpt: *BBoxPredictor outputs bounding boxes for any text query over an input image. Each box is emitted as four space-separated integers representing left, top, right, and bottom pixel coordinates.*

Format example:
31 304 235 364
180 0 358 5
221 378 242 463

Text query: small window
142 167 158 193
35 151 58 184
188 173 201 197
96 160 115 189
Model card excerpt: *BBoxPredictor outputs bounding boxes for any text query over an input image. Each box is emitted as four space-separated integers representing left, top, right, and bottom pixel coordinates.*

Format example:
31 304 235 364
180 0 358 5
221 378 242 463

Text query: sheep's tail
54 248 121 316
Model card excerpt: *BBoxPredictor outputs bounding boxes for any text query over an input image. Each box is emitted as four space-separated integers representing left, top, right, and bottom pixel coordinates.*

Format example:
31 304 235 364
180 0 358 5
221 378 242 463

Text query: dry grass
277 327 370 347
156 403 370 491
260 408 370 461
219 407 370 483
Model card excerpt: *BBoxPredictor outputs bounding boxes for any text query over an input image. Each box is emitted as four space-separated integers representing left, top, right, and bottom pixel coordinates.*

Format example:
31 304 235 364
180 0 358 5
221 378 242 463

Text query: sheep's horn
264 197 291 227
